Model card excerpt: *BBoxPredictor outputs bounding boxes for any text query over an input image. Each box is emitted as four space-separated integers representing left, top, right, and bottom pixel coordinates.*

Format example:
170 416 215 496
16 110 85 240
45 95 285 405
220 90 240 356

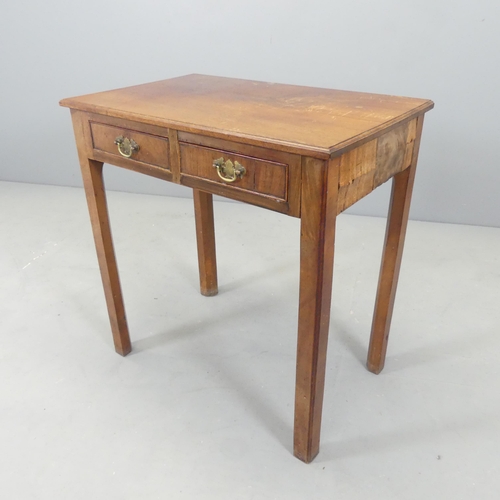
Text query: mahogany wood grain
193 189 218 297
337 118 417 213
168 128 181 183
61 76 434 463
71 111 131 356
80 111 174 183
92 149 173 184
181 175 293 217
339 138 377 187
178 131 300 164
179 132 302 217
90 122 170 170
367 115 425 374
85 111 172 138
373 120 411 188
60 75 433 159
180 143 287 200
294 157 339 463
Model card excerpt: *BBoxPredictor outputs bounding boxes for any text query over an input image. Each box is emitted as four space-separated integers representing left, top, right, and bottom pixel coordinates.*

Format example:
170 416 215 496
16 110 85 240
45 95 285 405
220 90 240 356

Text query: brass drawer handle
213 157 246 183
114 135 140 158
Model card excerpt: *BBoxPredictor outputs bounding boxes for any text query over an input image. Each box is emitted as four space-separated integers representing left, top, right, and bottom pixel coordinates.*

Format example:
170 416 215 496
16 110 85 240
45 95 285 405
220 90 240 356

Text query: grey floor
1 180 499 499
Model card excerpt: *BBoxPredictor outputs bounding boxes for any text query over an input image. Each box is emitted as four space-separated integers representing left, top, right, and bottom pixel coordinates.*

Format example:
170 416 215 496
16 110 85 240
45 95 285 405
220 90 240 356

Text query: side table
60 75 433 462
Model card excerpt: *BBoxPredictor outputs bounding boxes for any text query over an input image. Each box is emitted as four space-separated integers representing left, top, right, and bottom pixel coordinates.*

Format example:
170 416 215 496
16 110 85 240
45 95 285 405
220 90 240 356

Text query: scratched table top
60 74 433 157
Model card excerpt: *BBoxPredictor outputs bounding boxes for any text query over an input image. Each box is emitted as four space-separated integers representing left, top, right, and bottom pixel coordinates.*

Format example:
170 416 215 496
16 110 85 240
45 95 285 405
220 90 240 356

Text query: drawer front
90 121 170 170
180 143 288 201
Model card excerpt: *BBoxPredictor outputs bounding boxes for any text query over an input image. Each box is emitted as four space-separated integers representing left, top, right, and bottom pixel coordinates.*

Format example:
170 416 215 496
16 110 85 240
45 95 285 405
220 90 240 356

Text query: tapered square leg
367 116 424 374
293 158 339 463
193 189 218 297
79 158 132 356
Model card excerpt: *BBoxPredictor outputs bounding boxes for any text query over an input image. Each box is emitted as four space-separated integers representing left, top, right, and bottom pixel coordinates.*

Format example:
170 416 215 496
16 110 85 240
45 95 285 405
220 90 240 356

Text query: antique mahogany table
60 75 433 463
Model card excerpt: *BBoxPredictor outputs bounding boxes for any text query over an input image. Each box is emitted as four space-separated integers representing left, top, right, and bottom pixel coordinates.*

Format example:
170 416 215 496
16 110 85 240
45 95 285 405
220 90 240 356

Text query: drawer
179 142 288 202
90 121 170 170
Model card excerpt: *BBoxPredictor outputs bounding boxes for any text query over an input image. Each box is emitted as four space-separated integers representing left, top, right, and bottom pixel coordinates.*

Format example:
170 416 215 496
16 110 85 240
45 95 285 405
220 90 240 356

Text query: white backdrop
1 0 499 226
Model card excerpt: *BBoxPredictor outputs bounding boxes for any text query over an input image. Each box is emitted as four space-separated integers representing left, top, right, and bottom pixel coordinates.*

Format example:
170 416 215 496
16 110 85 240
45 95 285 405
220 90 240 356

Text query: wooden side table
60 75 433 463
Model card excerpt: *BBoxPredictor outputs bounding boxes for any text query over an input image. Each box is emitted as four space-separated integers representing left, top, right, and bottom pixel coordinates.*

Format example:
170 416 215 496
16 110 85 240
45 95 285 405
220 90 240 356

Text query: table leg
294 158 339 463
193 189 218 296
80 158 132 356
367 116 424 374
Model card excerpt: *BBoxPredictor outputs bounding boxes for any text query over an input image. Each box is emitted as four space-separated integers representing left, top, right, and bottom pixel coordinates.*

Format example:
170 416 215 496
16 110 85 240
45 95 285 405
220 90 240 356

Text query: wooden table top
60 74 433 158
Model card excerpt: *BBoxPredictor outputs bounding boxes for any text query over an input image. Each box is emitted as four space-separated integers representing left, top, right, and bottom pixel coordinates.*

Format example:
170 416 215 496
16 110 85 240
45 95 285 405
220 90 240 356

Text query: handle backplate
213 157 246 183
114 135 140 158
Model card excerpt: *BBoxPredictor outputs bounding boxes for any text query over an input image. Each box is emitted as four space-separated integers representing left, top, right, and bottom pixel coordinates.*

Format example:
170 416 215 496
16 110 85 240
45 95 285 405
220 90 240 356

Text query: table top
60 74 433 158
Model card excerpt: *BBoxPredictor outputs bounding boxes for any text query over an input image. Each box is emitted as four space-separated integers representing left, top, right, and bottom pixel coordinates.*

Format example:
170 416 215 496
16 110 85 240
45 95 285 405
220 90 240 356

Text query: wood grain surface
367 115 425 374
61 74 433 158
62 77 434 463
91 122 170 170
71 110 132 356
337 118 418 212
180 143 287 200
294 157 339 463
193 190 218 297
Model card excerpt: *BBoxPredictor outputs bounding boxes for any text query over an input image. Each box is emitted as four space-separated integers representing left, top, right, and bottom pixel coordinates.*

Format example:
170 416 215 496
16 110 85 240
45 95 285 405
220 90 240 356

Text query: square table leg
79 157 132 356
293 157 339 463
193 189 218 297
367 116 424 374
